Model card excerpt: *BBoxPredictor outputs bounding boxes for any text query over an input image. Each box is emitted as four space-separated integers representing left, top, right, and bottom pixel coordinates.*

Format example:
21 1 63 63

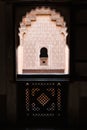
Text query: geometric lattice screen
18 81 68 120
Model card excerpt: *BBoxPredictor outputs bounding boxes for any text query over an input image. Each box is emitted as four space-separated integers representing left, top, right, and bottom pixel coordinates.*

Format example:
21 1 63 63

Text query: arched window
40 47 48 58
17 7 69 74
40 47 48 65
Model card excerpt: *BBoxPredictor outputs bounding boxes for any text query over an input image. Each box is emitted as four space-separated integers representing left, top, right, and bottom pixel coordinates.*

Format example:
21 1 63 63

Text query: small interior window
40 47 48 65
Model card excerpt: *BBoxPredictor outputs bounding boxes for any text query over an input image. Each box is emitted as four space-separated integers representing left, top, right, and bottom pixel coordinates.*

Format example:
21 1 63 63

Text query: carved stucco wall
17 7 69 74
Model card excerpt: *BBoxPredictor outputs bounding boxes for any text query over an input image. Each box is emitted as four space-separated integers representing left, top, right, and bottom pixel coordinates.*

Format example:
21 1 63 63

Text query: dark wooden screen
17 80 69 127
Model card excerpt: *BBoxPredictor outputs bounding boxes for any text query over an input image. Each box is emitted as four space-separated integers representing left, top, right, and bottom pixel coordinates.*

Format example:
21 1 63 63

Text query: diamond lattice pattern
37 93 50 106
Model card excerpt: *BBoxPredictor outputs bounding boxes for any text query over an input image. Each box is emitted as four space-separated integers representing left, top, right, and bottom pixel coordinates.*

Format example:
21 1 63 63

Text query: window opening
40 47 48 66
16 7 69 74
